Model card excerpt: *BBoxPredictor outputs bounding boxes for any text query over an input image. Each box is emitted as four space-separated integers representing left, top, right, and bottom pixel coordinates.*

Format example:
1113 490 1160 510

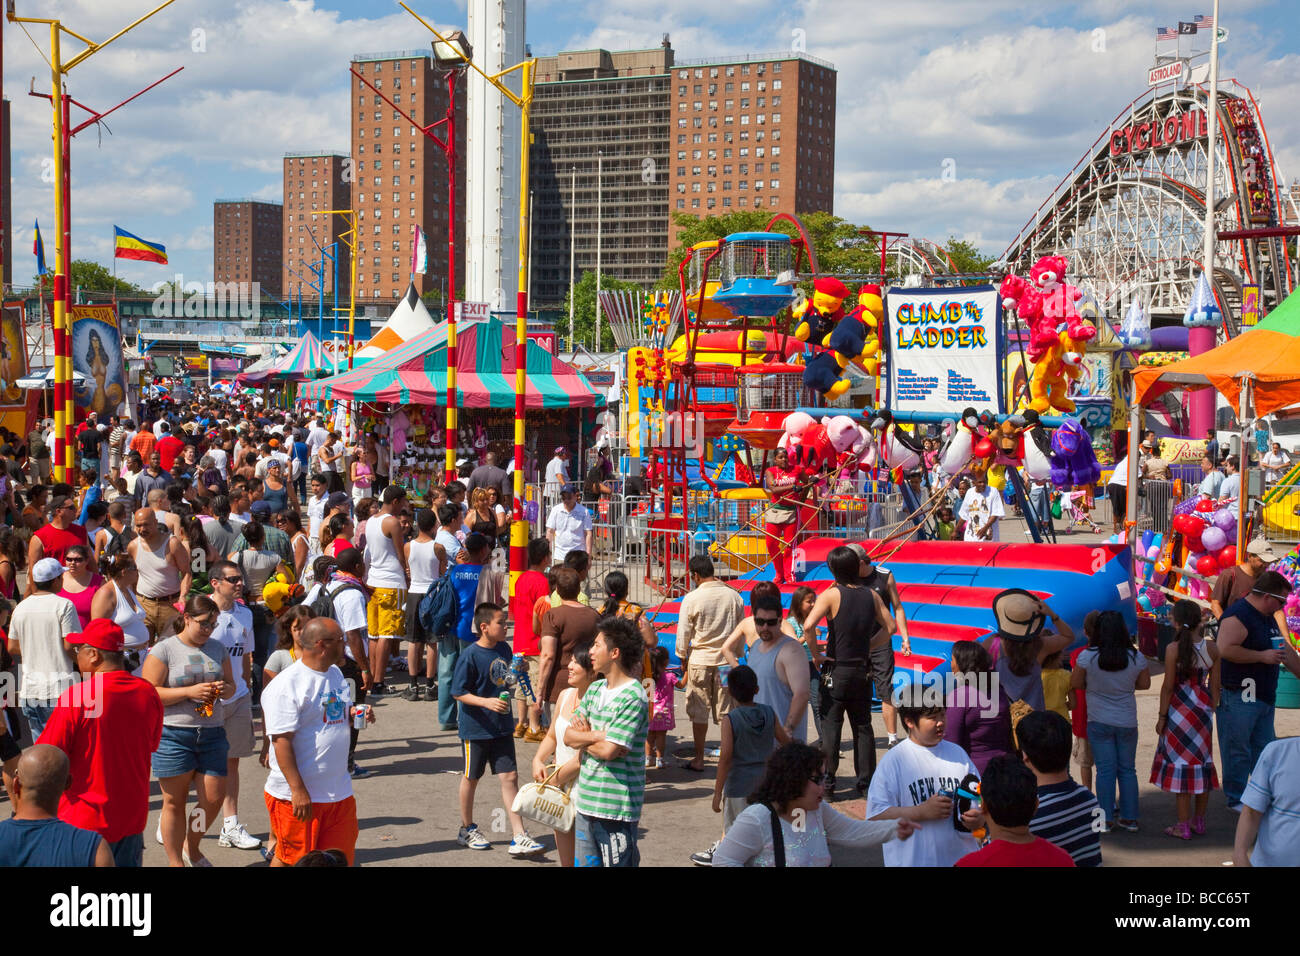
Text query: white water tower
465 0 525 312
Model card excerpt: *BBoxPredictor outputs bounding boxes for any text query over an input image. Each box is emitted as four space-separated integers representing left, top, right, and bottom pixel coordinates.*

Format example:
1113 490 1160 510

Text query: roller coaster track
1002 80 1298 325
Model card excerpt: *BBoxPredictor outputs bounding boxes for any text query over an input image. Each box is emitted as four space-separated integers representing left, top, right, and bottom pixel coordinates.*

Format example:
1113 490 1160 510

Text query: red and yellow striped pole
510 60 534 599
50 24 68 482
444 69 458 485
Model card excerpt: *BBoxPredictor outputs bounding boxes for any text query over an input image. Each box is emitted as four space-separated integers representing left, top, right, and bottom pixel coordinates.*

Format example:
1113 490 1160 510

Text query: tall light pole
596 151 603 349
8 0 179 481
404 3 535 597
1189 0 1222 441
315 209 358 368
569 165 576 348
351 29 469 482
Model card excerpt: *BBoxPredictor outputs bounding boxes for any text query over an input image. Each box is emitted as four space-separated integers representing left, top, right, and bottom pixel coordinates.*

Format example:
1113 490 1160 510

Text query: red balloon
1218 546 1237 568
973 437 995 459
1172 515 1189 535
1183 524 1204 551
1195 498 1215 513
1196 554 1219 576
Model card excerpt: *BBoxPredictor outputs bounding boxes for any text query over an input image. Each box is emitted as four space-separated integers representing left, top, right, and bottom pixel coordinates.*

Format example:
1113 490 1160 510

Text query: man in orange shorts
261 617 372 866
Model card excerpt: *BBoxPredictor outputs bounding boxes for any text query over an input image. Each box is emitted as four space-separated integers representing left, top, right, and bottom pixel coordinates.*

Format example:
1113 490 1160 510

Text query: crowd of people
0 396 1297 869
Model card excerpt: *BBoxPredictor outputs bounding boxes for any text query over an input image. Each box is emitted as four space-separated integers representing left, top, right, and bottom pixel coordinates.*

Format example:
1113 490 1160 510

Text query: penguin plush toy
1021 408 1053 481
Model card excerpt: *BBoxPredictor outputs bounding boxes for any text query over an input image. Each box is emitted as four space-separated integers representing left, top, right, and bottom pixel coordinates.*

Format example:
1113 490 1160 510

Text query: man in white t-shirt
543 447 570 502
306 419 329 469
307 547 372 778
958 473 1005 542
208 559 262 854
6 558 82 739
545 485 593 565
1235 736 1300 867
207 444 230 481
1261 442 1292 484
867 687 983 867
262 617 369 866
306 474 329 542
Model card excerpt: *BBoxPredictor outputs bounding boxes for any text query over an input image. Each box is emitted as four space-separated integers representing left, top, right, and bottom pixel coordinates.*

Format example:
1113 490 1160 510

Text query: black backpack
102 526 128 560
309 580 365 621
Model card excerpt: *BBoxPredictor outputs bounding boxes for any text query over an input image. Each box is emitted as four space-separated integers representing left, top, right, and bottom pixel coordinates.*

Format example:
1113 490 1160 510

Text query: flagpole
1190 0 1221 441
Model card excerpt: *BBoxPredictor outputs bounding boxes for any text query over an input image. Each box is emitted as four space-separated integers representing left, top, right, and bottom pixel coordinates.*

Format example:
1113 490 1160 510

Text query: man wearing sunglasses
1217 570 1300 813
25 495 93 597
208 559 262 853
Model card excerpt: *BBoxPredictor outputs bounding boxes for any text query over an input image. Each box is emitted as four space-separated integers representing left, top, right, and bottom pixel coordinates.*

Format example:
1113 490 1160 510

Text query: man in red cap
38 618 164 867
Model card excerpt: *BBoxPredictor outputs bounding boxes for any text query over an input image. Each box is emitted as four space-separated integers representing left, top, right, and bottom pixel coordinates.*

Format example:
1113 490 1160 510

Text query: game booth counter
299 315 606 503
1132 283 1300 707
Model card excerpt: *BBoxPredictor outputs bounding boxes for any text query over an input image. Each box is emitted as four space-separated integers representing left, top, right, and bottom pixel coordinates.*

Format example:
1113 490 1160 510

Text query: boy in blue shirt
450 602 544 857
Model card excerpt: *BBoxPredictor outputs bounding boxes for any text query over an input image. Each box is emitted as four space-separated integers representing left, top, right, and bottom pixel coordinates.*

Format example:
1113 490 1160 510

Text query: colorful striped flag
33 220 47 276
1194 13 1214 30
411 225 428 276
1156 25 1177 40
113 226 168 264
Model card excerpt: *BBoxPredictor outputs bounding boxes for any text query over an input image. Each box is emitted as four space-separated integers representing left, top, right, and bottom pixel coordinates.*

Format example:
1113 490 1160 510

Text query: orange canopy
1134 287 1300 417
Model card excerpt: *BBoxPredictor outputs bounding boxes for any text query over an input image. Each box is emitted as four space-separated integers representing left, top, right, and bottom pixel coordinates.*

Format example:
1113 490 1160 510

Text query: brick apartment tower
213 200 283 295
282 152 353 302
350 51 465 309
528 44 672 309
667 53 836 239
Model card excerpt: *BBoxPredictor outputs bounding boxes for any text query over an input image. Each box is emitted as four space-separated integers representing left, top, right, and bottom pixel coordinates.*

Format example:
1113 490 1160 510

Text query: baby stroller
1057 489 1101 534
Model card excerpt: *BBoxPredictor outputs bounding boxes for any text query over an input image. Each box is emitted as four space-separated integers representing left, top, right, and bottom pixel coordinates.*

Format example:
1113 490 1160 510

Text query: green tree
561 270 642 351
941 237 998 278
657 210 882 291
32 259 146 295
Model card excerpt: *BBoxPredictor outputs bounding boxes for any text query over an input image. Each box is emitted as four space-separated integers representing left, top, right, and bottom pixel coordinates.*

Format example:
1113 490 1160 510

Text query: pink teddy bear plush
999 255 1096 362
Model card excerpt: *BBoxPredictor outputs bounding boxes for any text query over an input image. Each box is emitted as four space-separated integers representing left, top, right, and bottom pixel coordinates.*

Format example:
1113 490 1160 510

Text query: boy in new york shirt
866 687 983 866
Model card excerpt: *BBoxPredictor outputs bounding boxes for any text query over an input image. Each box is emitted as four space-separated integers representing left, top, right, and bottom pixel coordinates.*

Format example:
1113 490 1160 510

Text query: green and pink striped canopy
237 331 340 384
300 319 605 408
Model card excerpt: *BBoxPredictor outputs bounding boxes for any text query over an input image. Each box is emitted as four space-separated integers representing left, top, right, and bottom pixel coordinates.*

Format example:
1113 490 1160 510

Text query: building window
678 103 686 112
707 198 716 208
693 101 702 110
692 198 700 208
741 98 749 109
676 199 686 209
677 184 686 193
770 180 779 188
772 146 781 157
692 183 701 192
677 150 686 160
773 62 782 73
693 84 701 94
710 68 718 78
678 118 686 128
677 167 685 176
772 113 781 123
723 181 731 190
677 134 686 144
739 180 747 190
692 150 701 160
678 85 686 94
694 69 703 78
739 197 748 207
724 115 733 125
693 133 702 143
726 67 734 77
740 115 749 126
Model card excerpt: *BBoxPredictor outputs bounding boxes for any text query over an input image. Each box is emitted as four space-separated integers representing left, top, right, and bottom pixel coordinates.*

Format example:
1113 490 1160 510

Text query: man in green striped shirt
565 617 649 867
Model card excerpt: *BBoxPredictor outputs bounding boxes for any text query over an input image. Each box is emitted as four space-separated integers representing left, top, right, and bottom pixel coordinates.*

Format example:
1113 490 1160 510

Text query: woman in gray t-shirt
1070 611 1152 833
142 594 235 867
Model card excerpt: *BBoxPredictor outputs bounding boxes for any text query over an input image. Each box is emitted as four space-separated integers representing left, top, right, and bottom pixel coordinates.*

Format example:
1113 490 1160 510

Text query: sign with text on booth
886 286 1003 416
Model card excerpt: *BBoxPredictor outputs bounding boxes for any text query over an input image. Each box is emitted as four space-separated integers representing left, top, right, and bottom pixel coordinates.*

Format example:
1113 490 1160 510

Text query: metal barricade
1138 478 1174 535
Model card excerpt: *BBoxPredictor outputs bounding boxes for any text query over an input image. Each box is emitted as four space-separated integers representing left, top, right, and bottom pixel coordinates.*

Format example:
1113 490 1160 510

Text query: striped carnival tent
301 318 605 408
237 332 340 384
353 283 438 362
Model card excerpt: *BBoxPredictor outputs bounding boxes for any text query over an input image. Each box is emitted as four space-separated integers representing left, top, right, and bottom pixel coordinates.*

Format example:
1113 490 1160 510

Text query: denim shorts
151 724 229 779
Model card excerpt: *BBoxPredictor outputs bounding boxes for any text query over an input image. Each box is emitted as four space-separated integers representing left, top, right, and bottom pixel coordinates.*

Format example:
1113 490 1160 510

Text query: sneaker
425 685 438 702
655 757 664 769
523 727 547 743
508 833 545 856
259 845 274 863
458 824 491 850
218 822 263 850
182 851 214 868
690 841 720 866
514 721 527 739
1117 819 1139 832
350 764 372 779
370 682 389 696
645 755 654 769
155 822 164 846
402 685 422 702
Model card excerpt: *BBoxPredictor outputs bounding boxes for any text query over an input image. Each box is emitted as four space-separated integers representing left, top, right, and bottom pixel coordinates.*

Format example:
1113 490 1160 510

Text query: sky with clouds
3 0 1298 291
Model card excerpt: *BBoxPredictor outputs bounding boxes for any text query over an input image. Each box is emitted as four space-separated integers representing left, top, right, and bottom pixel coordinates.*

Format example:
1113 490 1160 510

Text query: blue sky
4 0 1299 292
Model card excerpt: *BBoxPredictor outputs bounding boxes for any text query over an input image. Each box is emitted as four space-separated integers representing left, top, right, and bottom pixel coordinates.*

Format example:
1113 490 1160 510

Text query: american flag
1156 25 1177 40
1195 13 1214 30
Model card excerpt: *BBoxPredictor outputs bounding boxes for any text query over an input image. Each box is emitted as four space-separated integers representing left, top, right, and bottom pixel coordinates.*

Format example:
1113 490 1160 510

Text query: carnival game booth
235 332 340 408
301 317 606 502
1134 286 1300 706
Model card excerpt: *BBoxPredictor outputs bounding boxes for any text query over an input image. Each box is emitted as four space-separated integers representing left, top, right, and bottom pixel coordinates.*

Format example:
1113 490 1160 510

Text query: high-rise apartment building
213 200 283 294
527 44 836 308
528 43 673 309
350 51 465 308
667 53 836 236
282 152 353 302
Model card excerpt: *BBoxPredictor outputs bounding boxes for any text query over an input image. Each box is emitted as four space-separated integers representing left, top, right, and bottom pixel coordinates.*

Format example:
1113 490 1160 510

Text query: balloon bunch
1135 529 1171 613
1171 499 1239 600
1272 547 1300 650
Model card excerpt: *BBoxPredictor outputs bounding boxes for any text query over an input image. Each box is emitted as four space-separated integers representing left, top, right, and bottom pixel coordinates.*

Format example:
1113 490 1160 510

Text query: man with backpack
305 549 373 778
96 501 134 563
